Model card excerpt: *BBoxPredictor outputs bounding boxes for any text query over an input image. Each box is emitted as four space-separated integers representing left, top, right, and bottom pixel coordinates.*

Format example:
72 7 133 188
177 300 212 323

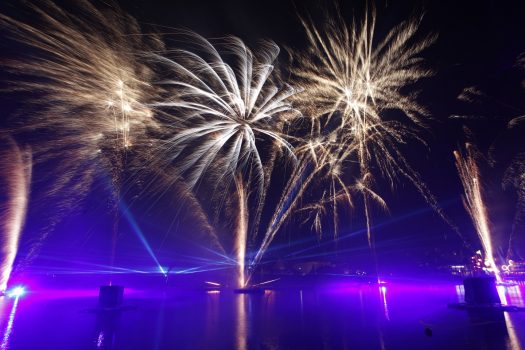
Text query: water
0 277 523 349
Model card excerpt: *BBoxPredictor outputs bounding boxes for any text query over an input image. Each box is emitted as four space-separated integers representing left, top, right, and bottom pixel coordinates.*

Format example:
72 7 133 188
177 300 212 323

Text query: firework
293 6 435 207
0 0 163 261
454 144 501 281
152 32 300 287
1 1 161 149
152 32 299 194
0 137 31 291
252 7 440 273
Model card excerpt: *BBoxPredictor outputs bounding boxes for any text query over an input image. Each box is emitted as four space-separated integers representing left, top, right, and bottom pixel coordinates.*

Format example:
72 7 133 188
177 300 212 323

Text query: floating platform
449 276 525 312
85 285 135 312
463 276 501 305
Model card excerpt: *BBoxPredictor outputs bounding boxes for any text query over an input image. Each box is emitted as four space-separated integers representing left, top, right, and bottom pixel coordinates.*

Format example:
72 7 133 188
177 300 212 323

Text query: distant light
7 286 25 298
205 281 221 286
380 286 387 293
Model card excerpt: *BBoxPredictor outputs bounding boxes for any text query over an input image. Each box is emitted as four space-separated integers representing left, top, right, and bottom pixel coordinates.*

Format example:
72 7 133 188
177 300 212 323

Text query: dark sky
3 0 525 274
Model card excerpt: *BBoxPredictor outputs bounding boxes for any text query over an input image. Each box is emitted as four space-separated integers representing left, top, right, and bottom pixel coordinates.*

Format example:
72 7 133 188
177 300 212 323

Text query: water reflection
504 313 521 350
467 310 510 349
205 290 220 341
1 281 523 349
93 311 120 350
0 297 20 350
455 284 465 303
496 285 525 307
235 295 247 350
379 286 389 321
499 284 524 350
507 286 523 306
455 283 524 350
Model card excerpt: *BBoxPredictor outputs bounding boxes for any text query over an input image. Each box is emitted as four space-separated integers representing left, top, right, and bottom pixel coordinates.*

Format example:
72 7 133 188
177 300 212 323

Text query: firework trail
152 31 300 287
0 0 165 262
252 6 441 274
454 144 501 282
453 52 525 261
0 136 31 291
233 175 248 288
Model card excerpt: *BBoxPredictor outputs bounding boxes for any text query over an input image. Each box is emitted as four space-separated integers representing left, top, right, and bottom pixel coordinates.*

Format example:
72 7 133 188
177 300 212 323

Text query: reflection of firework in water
253 7 442 274
0 0 163 259
454 144 501 282
0 137 31 291
152 32 300 287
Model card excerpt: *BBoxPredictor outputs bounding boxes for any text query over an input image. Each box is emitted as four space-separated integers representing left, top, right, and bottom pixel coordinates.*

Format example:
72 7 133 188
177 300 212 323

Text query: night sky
2 0 525 275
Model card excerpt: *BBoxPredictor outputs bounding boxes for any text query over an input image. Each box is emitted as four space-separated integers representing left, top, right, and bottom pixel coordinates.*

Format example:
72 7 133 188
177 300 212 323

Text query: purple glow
6 287 25 299
96 331 104 349
379 285 389 320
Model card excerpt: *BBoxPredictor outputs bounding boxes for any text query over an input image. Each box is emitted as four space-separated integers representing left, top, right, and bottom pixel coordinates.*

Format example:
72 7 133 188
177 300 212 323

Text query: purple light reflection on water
379 285 389 321
496 285 524 307
0 276 523 349
453 281 525 307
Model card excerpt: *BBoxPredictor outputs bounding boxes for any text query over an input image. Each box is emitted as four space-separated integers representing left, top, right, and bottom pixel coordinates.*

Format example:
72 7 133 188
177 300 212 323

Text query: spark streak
233 176 248 288
454 144 501 282
0 137 31 292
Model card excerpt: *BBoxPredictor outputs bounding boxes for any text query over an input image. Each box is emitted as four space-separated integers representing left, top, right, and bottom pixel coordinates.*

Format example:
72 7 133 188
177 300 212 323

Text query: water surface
0 278 523 349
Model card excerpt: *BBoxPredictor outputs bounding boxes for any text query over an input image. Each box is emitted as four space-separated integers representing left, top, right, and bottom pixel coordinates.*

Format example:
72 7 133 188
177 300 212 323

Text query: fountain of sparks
454 143 501 282
0 138 31 293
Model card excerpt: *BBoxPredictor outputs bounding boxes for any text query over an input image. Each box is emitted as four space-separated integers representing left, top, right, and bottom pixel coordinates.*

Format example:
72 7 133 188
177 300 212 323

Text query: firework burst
152 32 299 194
253 7 441 272
152 32 300 287
291 6 436 193
0 0 165 261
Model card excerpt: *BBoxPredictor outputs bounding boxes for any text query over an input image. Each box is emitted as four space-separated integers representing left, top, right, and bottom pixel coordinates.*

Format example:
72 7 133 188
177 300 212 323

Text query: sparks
454 144 501 282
